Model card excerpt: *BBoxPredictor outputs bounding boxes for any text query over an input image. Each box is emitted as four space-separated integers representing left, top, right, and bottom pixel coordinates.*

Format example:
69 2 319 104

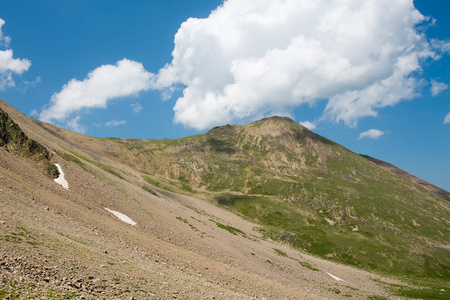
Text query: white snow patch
54 163 69 189
326 272 344 282
105 208 137 226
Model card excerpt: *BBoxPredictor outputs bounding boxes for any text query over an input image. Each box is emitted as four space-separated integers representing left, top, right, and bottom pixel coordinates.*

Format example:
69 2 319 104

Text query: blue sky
0 0 449 191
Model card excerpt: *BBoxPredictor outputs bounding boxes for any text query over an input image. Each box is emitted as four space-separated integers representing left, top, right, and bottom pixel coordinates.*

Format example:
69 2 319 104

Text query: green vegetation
176 216 199 232
216 192 449 282
373 278 450 299
4 235 22 243
273 248 288 257
273 248 319 271
55 150 86 170
328 287 341 295
57 232 88 245
68 150 124 179
47 163 60 179
265 259 285 270
2 226 40 246
298 261 319 271
393 286 450 299
142 174 186 195
0 278 20 299
209 219 246 236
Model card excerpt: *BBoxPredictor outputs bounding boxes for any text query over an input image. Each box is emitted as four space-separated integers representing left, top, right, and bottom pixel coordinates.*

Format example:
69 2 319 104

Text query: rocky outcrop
0 108 58 178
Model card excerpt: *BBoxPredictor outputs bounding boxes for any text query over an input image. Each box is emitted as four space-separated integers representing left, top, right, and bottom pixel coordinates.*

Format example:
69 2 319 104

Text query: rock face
0 107 58 178
0 108 46 158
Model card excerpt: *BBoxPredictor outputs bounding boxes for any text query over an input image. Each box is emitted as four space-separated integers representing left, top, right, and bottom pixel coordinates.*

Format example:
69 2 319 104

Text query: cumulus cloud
155 0 445 130
0 19 31 90
299 121 316 130
358 129 385 140
430 79 448 96
40 59 154 127
444 113 450 125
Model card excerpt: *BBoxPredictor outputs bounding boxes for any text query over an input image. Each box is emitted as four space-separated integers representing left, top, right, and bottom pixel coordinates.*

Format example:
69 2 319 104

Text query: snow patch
105 208 137 226
326 272 344 281
54 163 69 189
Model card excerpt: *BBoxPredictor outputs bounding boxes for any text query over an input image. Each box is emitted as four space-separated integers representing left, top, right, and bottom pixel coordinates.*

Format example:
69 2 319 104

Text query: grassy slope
97 117 450 288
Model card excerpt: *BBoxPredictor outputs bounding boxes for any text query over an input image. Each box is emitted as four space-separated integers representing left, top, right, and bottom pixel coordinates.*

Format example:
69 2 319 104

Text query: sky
0 0 449 191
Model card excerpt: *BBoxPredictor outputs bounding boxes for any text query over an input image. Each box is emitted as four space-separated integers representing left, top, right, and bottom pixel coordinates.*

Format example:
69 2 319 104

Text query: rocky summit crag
1 98 449 299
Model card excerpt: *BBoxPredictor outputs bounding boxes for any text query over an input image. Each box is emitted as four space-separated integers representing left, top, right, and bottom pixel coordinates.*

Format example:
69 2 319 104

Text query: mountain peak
254 115 297 124
249 116 300 131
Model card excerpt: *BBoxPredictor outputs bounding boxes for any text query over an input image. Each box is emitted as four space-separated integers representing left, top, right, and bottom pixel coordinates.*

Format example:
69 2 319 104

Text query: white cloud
358 129 385 140
40 59 154 125
105 120 126 127
0 19 11 47
299 121 316 130
430 79 448 96
131 102 143 114
431 39 450 54
444 113 450 125
0 50 28 73
94 120 126 127
156 0 444 130
0 19 31 90
66 116 86 134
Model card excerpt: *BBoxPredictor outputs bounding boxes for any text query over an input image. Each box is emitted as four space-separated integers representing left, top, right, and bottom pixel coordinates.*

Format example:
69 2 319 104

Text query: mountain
94 116 450 278
0 99 449 299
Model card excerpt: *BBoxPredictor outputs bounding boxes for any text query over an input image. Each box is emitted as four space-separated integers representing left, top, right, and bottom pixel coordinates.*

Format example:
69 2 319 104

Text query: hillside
1 99 449 299
90 116 450 278
361 155 450 202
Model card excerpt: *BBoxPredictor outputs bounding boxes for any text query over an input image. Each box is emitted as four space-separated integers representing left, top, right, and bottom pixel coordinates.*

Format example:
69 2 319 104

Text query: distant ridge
362 154 450 201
